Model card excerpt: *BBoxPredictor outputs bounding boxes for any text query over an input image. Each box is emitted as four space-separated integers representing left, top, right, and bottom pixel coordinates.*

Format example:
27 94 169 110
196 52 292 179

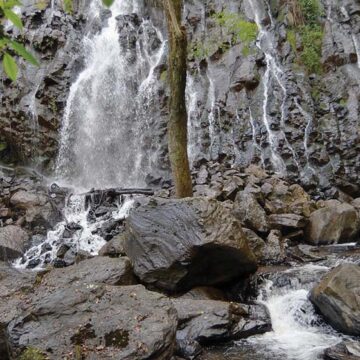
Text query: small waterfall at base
14 0 165 269
224 259 356 360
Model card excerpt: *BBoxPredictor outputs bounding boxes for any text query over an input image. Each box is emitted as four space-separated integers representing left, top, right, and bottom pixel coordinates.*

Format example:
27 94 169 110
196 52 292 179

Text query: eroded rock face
124 197 257 292
0 2 86 169
310 264 360 336
306 202 359 245
8 284 177 359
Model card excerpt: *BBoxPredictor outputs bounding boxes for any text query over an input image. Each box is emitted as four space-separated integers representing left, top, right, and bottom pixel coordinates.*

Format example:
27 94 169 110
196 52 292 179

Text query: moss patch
105 329 129 348
19 347 47 360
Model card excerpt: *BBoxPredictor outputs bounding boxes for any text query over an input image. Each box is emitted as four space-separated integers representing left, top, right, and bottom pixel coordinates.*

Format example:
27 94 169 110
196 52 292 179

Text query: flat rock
269 213 307 229
40 256 137 287
8 284 177 359
177 287 226 301
124 197 257 292
310 264 360 336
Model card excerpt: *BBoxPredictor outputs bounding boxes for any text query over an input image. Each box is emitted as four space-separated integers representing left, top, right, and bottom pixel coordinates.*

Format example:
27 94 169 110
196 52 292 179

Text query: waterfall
234 262 354 360
15 0 166 269
55 0 165 190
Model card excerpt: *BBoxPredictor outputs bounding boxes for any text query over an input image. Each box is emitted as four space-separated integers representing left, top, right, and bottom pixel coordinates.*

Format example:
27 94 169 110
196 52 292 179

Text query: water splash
238 263 353 360
14 195 135 269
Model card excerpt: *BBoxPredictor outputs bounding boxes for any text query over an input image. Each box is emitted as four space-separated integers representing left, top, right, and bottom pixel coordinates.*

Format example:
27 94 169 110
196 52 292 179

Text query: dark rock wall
1 0 359 193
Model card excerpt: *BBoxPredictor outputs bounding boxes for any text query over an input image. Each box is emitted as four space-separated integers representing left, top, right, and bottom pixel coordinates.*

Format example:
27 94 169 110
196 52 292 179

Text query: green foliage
299 24 323 74
286 0 324 74
213 11 258 44
189 10 258 60
287 29 297 51
3 52 17 80
19 347 47 360
339 98 347 106
102 0 114 7
160 69 167 82
63 0 72 13
0 0 39 81
298 0 323 25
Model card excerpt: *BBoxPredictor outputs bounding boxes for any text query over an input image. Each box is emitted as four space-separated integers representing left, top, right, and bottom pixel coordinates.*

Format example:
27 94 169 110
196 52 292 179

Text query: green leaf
9 40 39 66
102 0 114 7
63 0 73 13
3 52 18 81
2 0 22 9
3 9 23 29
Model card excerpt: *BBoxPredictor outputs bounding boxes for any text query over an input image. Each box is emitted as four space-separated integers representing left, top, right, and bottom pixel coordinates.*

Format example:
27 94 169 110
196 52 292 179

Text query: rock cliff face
1 0 359 193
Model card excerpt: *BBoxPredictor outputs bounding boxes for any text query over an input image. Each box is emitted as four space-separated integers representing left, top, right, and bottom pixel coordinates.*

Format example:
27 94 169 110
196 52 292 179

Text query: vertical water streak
250 0 302 174
248 109 265 167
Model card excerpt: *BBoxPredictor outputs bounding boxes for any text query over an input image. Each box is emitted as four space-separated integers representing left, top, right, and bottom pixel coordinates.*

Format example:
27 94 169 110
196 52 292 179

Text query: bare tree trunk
164 0 193 198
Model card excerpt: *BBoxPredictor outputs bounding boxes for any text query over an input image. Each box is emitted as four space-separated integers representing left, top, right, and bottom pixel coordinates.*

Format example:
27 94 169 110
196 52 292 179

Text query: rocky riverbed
0 164 359 359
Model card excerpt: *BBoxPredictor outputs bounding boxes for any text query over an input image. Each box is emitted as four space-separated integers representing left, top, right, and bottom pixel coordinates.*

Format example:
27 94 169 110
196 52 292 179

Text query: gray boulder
306 203 359 245
310 264 360 336
124 197 257 292
0 262 37 359
8 284 177 359
0 225 29 261
99 233 127 257
233 191 269 233
173 299 270 345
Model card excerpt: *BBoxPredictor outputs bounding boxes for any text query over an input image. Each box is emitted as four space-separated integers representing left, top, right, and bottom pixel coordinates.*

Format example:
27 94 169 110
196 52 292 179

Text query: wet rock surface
310 263 360 336
124 197 257 292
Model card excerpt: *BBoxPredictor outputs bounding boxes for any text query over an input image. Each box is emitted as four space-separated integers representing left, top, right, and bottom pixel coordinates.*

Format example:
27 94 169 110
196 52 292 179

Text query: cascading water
55 0 165 189
222 258 357 360
15 0 165 269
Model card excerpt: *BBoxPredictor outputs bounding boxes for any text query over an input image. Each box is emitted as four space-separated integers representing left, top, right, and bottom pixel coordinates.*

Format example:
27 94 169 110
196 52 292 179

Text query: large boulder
0 225 29 261
8 284 177 359
0 262 37 359
124 197 257 292
310 264 360 336
306 202 359 245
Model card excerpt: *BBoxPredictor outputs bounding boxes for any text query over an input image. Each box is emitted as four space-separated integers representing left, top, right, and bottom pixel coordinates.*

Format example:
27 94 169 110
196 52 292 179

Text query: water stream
210 257 358 360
